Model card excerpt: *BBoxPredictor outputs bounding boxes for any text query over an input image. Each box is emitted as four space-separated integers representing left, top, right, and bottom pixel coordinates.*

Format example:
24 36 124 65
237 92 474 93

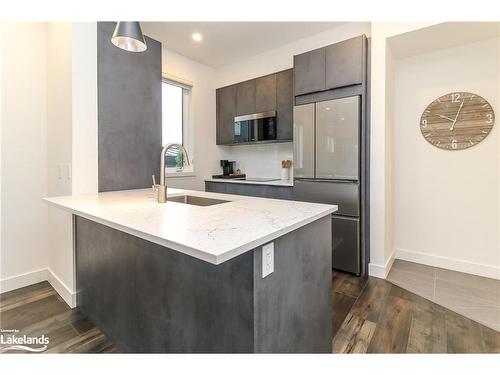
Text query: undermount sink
166 195 230 207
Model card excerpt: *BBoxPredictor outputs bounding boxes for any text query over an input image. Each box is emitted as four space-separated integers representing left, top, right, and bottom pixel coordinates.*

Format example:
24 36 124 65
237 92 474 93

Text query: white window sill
165 170 196 178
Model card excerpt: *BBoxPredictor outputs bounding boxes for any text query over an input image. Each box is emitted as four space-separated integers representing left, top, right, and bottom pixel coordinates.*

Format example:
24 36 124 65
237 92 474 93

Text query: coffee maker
212 160 245 179
220 160 235 176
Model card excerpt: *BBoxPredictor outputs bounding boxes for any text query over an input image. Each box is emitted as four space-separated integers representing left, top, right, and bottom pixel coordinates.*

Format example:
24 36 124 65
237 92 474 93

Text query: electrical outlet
262 242 274 278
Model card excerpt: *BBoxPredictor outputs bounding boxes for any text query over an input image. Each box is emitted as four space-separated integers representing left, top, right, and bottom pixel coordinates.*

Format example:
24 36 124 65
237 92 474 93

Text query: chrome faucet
153 143 191 203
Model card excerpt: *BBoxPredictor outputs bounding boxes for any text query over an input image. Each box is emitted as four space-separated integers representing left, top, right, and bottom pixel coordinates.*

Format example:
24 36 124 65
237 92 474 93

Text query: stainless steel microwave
234 111 277 143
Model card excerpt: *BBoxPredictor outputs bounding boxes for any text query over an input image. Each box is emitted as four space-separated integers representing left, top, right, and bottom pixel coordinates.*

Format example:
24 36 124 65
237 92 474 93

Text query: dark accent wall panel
97 22 162 192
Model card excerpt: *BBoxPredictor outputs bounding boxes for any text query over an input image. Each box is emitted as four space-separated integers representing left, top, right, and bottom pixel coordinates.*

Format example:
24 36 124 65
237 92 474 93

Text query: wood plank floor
0 282 118 353
331 271 500 353
1 273 499 353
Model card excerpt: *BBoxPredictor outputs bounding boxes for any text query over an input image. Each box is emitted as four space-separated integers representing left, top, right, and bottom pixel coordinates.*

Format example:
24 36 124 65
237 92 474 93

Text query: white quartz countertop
43 188 336 265
205 178 294 187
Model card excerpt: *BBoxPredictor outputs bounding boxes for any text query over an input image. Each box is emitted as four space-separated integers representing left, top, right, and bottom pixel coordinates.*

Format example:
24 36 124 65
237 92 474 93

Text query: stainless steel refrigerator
293 96 361 274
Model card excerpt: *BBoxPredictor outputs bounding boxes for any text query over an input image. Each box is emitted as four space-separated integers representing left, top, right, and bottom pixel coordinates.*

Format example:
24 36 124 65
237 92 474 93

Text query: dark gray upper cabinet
216 69 294 145
293 47 326 96
216 85 237 145
293 35 366 97
276 69 293 140
255 74 277 112
325 35 365 89
236 80 256 116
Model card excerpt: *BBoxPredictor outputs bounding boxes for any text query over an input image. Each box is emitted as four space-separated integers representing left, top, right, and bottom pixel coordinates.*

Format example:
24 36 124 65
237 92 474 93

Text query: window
162 78 192 172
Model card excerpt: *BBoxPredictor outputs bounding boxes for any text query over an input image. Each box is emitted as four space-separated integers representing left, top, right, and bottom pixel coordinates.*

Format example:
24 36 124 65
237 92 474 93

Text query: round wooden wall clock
420 92 495 150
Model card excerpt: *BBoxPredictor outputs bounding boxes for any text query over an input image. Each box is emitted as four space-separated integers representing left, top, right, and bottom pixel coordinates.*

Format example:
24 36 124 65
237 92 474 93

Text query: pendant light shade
111 22 147 52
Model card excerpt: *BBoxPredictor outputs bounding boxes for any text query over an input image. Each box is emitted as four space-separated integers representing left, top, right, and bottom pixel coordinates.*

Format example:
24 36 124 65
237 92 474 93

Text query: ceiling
388 22 500 59
141 22 342 68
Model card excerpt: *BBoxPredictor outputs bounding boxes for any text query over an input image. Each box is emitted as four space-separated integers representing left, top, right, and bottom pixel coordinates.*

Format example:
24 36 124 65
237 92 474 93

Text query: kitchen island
44 188 337 353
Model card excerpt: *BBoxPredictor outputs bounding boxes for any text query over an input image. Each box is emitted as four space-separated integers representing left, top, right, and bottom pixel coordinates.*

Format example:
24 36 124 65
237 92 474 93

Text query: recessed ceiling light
192 33 203 42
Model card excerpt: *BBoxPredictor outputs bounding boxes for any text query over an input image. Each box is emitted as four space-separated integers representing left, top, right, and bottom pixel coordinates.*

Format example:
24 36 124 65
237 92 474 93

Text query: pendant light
111 22 147 52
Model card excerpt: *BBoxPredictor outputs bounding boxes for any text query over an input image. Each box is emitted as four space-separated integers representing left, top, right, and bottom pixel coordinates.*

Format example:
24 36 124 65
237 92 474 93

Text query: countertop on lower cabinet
205 177 294 187
43 188 336 265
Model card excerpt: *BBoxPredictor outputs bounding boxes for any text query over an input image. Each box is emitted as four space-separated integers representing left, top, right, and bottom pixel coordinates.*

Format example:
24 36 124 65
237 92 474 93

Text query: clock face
420 92 494 150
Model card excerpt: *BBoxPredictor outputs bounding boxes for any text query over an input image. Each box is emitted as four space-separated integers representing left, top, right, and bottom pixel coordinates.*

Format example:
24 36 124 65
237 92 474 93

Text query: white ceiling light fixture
192 33 203 42
111 22 147 52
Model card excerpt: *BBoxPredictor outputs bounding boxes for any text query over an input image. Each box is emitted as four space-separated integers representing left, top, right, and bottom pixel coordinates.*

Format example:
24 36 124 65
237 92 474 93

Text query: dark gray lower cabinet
204 181 227 194
205 181 293 200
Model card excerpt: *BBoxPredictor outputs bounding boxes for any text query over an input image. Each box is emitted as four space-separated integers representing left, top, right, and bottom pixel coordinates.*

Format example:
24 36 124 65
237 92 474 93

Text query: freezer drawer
332 216 360 274
293 179 359 217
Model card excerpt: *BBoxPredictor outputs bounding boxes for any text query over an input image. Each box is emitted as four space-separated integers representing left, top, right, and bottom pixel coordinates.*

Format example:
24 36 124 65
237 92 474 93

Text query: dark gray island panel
75 215 331 353
253 215 331 352
76 216 254 353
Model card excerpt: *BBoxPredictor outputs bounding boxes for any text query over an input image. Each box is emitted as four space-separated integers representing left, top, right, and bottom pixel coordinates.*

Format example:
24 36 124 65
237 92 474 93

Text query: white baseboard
0 268 77 308
0 268 49 294
368 251 395 279
395 248 500 280
47 268 77 308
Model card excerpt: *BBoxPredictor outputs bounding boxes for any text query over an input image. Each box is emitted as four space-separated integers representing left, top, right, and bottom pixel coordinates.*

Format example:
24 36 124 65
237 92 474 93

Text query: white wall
0 23 97 304
0 26 2 290
384 44 396 273
45 22 98 304
72 23 98 196
46 23 76 304
392 37 500 279
369 22 438 278
1 23 49 291
159 47 223 191
47 23 73 197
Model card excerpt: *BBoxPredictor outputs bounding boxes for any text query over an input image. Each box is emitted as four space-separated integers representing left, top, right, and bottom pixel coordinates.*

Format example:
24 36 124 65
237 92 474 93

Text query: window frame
161 74 195 178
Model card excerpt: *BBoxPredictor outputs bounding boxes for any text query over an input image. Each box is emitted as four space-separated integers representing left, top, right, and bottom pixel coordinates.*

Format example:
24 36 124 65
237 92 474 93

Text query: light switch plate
262 242 274 278
66 164 72 181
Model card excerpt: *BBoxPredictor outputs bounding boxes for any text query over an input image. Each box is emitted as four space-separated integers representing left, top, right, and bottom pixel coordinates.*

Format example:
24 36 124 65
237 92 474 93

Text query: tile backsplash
219 142 293 179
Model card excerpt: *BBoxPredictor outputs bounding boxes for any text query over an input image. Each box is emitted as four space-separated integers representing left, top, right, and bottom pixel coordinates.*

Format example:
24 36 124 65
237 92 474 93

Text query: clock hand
450 101 464 131
438 114 455 122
